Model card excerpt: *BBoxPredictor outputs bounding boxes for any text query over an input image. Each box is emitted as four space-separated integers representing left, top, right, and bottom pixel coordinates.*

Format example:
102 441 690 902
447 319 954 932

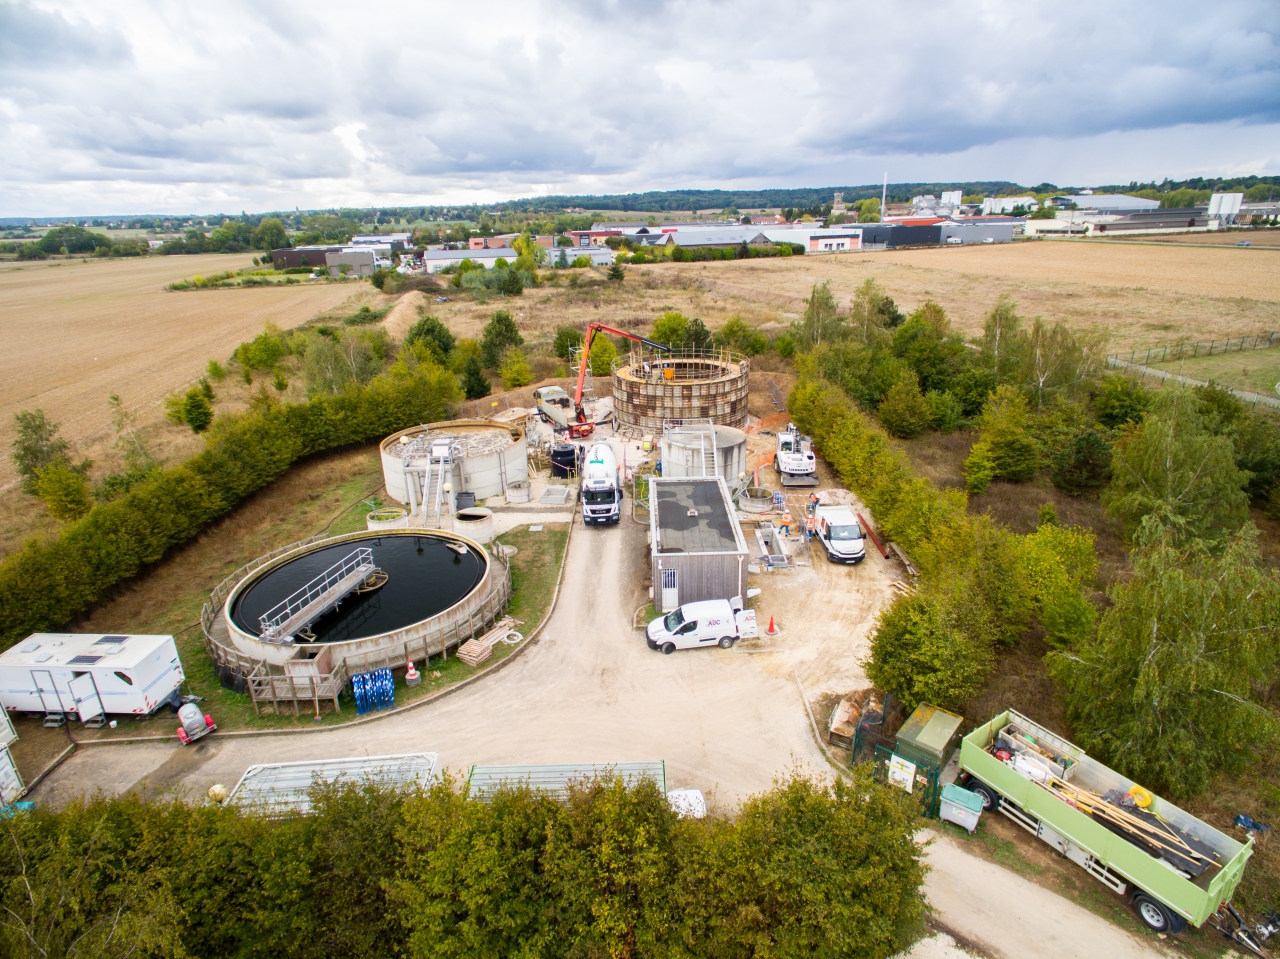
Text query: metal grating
94 635 129 645
229 753 439 814
67 655 102 666
467 761 666 803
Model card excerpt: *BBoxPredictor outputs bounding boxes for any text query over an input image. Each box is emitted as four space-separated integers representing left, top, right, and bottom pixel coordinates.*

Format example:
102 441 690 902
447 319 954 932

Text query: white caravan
0 634 184 723
581 443 622 525
646 597 757 654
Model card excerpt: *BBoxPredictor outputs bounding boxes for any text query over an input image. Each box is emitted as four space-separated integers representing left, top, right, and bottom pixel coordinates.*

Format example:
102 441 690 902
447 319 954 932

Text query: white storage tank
660 423 747 483
381 420 529 513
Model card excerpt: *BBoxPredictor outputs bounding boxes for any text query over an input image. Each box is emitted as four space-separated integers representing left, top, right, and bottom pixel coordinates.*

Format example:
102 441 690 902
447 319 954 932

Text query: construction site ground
28 418 1176 958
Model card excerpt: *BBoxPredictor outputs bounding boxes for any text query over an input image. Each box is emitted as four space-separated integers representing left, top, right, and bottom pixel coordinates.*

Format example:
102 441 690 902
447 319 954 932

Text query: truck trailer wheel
718 636 735 649
966 781 1000 812
662 643 675 655
1132 894 1185 934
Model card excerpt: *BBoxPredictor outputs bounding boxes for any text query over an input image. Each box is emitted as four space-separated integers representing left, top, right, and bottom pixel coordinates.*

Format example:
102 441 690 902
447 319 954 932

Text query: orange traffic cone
406 658 421 687
766 615 779 636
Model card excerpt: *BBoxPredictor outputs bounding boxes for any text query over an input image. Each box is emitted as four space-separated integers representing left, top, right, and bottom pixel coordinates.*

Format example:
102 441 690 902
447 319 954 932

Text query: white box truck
814 505 866 564
646 597 757 654
0 634 185 723
581 442 622 525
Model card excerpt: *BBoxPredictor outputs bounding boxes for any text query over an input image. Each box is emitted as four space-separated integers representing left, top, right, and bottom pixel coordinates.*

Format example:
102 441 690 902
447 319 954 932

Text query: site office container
0 634 185 720
959 710 1250 931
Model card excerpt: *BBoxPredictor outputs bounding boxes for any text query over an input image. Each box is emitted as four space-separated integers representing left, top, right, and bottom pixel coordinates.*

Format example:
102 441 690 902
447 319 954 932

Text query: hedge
0 363 460 647
0 771 925 959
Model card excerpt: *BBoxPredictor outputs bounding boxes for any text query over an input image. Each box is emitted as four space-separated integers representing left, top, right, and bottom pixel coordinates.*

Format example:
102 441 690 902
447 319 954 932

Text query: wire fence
1108 332 1280 368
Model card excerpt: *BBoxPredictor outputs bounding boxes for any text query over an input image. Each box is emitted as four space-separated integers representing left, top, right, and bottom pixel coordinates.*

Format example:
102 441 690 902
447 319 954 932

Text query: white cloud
0 0 1276 215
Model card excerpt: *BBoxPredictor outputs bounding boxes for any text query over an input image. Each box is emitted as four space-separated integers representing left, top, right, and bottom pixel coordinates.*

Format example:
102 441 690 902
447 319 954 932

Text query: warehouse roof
468 761 666 802
229 753 439 814
653 478 744 554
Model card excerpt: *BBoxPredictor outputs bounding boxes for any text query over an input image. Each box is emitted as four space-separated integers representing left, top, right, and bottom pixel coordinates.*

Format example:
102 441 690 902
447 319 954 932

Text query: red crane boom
568 322 671 437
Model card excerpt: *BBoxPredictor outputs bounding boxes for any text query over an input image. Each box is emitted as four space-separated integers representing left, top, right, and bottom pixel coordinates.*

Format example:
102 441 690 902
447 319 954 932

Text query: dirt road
923 830 1170 959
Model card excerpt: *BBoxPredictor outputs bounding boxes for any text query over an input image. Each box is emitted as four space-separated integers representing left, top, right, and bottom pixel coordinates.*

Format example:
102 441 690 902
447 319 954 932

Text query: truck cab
581 443 621 525
646 598 757 654
814 506 866 564
534 386 574 430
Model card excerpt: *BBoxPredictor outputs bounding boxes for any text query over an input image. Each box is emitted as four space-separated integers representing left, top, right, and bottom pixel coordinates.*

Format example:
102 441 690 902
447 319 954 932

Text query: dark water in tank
232 535 484 643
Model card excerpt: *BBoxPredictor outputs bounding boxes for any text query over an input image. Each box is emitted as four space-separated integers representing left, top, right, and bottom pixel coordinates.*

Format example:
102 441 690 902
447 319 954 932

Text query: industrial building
326 248 376 276
270 245 342 270
649 477 750 611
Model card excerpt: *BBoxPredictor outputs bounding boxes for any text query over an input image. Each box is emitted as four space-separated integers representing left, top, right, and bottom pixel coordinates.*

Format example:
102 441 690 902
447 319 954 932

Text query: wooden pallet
457 639 493 667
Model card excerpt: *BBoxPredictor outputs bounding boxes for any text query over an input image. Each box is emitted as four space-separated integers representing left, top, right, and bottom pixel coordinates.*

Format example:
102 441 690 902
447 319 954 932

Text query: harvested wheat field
640 240 1279 346
0 254 365 487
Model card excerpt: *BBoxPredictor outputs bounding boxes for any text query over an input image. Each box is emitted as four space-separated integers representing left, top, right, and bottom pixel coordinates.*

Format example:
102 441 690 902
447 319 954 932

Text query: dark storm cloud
0 0 1276 214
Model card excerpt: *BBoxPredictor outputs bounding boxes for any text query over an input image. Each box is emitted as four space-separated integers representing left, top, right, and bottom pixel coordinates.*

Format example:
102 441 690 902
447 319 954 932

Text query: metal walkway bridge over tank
259 548 379 644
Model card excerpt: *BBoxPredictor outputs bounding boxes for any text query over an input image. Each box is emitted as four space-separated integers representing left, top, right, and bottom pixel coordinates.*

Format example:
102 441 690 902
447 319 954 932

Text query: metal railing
259 548 376 643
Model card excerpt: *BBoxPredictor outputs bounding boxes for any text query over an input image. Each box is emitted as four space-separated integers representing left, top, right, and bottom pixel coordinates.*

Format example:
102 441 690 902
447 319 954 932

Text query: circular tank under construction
208 529 510 677
613 349 750 432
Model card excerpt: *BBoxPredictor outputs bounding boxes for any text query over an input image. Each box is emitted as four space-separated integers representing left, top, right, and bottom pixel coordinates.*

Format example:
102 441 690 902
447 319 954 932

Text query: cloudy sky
1 0 1278 215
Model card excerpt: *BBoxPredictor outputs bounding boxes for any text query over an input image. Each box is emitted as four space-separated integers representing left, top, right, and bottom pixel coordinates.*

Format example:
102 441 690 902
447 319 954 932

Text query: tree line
0 772 925 959
788 279 1280 802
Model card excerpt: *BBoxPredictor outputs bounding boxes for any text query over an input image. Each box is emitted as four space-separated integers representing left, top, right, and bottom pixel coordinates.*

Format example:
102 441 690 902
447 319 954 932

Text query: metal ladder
421 441 458 526
699 423 718 477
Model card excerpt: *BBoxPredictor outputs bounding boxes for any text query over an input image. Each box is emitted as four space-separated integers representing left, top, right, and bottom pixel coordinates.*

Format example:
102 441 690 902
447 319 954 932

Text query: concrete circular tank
660 423 747 482
220 529 508 667
612 350 750 432
381 420 528 517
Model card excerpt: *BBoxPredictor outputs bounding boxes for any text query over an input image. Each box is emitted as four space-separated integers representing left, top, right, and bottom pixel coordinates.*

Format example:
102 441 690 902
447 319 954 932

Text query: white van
814 505 866 564
646 598 757 654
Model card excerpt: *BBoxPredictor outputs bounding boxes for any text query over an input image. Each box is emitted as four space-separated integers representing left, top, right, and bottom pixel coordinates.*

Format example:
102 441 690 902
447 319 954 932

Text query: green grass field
1150 344 1280 395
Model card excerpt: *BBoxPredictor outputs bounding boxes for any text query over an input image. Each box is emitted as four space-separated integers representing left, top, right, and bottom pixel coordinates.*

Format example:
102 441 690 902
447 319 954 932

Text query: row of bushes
1 772 925 959
789 375 1096 709
0 362 459 646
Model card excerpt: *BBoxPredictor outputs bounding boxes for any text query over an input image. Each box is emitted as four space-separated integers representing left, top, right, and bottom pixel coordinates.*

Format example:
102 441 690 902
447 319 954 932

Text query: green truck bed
959 710 1251 928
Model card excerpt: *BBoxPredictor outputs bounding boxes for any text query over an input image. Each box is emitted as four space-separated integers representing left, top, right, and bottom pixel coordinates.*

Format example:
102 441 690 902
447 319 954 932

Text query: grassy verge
1149 344 1280 395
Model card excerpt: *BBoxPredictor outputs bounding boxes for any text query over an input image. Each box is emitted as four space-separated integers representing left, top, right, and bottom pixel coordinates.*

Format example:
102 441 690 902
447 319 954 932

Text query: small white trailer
0 633 185 725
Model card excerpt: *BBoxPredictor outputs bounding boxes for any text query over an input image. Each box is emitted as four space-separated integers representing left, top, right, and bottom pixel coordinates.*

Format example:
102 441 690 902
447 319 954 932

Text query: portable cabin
0 708 21 803
0 633 184 724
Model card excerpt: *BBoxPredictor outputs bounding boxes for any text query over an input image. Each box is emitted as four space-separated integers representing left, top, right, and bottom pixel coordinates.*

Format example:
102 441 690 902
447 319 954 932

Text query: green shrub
924 390 962 432
1050 428 1111 494
206 359 227 380
499 347 534 390
587 334 617 377
462 355 491 400
774 331 796 358
480 310 523 368
963 441 995 493
10 409 74 494
181 390 213 433
235 324 290 370
876 370 931 438
1093 373 1149 428
552 325 583 360
33 460 92 521
405 313 455 356
0 362 461 646
866 589 995 711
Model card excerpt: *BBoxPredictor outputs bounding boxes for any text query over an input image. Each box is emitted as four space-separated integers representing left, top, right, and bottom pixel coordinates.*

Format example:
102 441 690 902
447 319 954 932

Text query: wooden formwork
613 349 750 432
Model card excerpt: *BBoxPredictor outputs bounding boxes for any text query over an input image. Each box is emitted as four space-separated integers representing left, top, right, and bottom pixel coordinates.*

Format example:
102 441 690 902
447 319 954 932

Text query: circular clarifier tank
231 533 483 644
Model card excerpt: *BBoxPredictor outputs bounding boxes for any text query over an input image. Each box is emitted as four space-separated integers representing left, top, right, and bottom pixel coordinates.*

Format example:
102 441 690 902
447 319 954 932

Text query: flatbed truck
957 710 1253 938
